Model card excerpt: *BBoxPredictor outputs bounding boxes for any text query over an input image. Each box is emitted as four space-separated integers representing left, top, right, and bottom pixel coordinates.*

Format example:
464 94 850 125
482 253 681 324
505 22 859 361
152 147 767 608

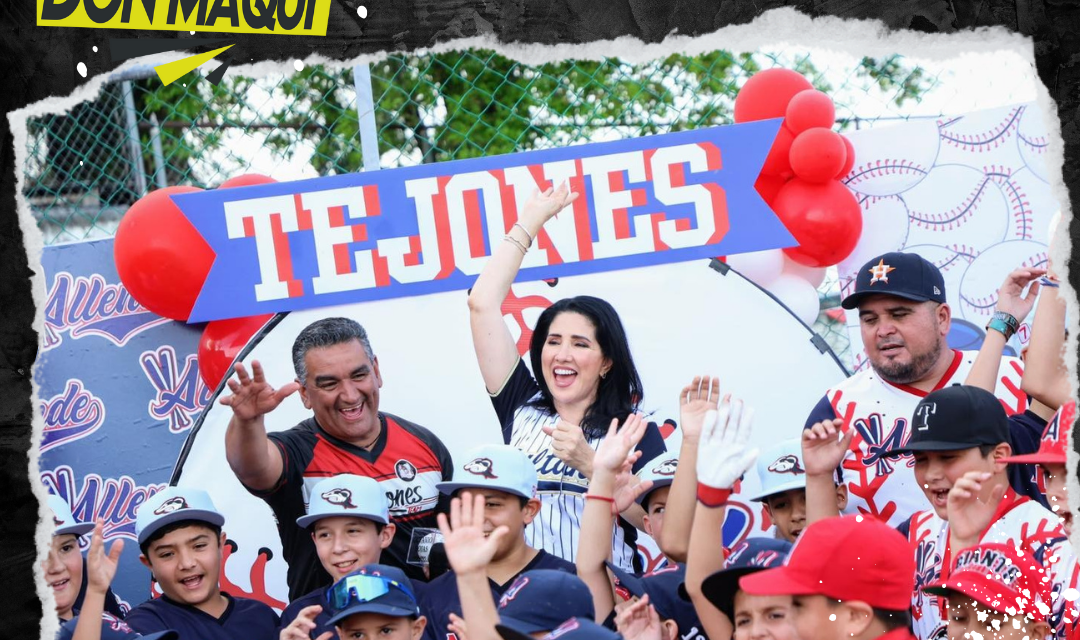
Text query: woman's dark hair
528 296 644 439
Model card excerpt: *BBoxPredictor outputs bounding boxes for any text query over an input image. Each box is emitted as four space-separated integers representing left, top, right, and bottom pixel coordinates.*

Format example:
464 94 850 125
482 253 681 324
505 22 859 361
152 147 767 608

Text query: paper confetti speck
294 60 305 71
77 62 87 77
92 46 98 52
357 5 367 18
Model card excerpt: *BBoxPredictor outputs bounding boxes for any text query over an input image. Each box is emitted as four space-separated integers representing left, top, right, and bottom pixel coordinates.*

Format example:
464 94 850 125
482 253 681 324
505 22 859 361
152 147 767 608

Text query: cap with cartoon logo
750 439 808 502
635 455 679 507
436 444 538 500
886 385 1010 457
297 474 390 529
48 494 94 537
135 486 225 545
840 251 947 310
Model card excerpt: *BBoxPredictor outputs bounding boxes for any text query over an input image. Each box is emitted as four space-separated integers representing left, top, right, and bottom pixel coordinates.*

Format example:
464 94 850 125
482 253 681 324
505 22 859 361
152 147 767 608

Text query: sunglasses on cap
327 573 418 611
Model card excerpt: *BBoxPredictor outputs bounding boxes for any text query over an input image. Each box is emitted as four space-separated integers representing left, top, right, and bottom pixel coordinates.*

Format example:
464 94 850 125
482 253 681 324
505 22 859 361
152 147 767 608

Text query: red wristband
697 484 732 508
585 494 618 515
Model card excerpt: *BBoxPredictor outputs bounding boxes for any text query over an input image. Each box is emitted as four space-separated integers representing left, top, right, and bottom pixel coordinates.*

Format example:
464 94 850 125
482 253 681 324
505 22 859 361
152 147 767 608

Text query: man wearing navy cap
802 251 1041 528
422 444 576 640
124 487 280 639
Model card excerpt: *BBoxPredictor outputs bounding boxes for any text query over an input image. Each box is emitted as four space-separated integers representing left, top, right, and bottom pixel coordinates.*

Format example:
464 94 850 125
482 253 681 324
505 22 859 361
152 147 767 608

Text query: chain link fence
21 48 972 368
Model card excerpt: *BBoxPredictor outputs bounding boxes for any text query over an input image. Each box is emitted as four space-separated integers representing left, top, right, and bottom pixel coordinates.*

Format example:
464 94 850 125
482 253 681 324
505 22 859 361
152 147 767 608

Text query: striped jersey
245 412 453 600
901 490 1080 640
491 359 666 572
804 350 1041 527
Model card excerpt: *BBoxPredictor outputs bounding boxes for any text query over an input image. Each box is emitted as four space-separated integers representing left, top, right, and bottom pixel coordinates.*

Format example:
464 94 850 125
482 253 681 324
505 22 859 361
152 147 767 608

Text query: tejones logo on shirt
396 460 417 482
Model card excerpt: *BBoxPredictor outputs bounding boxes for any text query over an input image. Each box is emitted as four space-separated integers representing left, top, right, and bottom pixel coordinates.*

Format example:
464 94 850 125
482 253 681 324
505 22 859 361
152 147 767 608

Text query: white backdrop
175 259 849 602
839 102 1061 367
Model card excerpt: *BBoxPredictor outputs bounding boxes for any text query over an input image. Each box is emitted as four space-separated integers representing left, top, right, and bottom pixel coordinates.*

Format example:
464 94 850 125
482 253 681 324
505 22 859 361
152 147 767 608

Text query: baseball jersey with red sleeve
903 490 1080 640
245 412 453 600
804 350 1029 527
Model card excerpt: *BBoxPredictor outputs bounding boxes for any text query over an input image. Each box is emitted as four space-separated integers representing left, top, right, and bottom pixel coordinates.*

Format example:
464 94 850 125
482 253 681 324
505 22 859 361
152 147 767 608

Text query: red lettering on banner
371 249 391 288
242 216 255 237
699 143 730 245
572 158 593 262
404 235 423 267
270 213 302 298
432 176 457 279
610 172 631 240
464 188 486 258
364 185 381 217
296 194 313 230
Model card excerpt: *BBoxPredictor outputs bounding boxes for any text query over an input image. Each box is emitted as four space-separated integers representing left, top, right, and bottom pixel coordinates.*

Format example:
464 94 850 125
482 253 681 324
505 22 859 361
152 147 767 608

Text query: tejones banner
175 120 794 322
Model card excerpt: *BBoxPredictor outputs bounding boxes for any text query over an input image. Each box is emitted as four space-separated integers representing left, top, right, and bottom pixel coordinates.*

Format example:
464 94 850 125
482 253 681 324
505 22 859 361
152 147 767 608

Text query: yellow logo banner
37 0 332 36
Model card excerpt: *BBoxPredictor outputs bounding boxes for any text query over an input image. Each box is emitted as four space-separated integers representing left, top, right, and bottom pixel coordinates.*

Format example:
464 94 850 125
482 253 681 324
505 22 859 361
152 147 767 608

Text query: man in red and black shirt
222 317 453 600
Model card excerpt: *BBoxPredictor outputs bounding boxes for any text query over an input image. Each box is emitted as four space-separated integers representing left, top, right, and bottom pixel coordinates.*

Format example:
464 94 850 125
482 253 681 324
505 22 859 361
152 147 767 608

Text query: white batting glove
695 398 758 507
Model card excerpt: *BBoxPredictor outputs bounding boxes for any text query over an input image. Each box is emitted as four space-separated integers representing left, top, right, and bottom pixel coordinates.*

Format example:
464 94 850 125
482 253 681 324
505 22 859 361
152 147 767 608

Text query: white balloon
782 256 827 289
727 249 785 287
768 274 822 326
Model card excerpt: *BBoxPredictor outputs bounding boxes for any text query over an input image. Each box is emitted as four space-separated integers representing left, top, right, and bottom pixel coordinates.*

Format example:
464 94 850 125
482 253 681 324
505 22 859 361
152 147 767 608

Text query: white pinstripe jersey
492 360 666 572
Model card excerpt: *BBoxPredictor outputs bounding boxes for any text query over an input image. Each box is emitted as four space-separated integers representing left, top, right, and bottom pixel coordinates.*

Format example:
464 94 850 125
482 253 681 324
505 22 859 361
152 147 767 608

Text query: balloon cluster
725 69 862 326
113 174 276 390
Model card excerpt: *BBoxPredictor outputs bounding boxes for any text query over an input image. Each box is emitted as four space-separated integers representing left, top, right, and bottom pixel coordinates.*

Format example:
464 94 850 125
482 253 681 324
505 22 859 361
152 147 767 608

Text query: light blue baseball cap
634 455 679 506
437 444 537 500
135 486 225 545
48 494 93 537
297 474 390 528
750 438 809 502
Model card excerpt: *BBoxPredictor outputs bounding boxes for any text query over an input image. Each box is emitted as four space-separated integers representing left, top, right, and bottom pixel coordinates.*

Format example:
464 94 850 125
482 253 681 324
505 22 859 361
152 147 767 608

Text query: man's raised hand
219 360 300 422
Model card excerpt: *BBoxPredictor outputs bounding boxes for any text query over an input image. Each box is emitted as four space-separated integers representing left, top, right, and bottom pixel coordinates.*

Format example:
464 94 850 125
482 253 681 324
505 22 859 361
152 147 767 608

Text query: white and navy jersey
804 350 1041 528
491 360 666 572
900 491 1080 640
124 593 280 640
418 550 576 640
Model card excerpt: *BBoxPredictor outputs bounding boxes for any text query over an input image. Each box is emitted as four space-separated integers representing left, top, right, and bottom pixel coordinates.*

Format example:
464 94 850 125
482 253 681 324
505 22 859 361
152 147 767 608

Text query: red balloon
773 179 862 268
755 174 789 204
836 135 856 179
761 124 796 178
220 173 277 189
734 69 814 124
785 90 836 134
114 186 215 321
198 314 275 389
789 128 847 184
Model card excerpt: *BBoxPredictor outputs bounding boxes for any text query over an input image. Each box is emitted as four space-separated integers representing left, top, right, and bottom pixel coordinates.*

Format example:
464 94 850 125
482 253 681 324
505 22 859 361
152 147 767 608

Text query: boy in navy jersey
420 444 576 640
279 475 396 640
124 487 279 639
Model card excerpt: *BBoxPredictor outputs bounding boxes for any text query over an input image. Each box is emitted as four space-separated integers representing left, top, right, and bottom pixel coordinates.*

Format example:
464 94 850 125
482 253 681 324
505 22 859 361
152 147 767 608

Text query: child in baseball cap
44 494 95 622
1003 401 1076 534
605 563 706 640
321 565 427 640
922 542 1052 640
496 570 597 638
56 614 178 640
280 474 396 639
697 537 792 632
751 439 846 542
125 486 280 639
883 385 1080 640
739 515 916 640
635 456 678 554
497 617 622 640
423 444 575 640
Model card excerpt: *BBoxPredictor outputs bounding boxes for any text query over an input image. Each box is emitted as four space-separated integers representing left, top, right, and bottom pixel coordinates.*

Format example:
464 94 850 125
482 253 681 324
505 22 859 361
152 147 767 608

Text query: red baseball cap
738 515 914 610
1003 401 1075 466
922 543 1051 621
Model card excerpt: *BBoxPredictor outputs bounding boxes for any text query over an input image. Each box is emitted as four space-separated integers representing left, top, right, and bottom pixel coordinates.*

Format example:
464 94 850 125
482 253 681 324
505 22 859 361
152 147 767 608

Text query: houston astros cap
739 515 915 610
841 251 947 310
750 439 809 502
606 563 704 640
699 538 793 618
297 474 390 528
635 455 679 507
887 385 1010 457
57 614 178 640
923 542 1052 621
498 617 621 640
437 444 537 500
497 570 595 635
1003 401 1074 466
325 564 421 625
48 494 93 537
135 486 225 546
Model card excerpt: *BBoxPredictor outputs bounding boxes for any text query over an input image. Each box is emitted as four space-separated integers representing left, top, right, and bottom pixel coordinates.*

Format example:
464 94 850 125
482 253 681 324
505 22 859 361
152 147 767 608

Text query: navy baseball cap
841 251 947 310
605 563 702 640
698 538 793 619
497 570 595 635
57 614 178 640
886 385 1010 456
498 617 621 640
326 564 421 625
